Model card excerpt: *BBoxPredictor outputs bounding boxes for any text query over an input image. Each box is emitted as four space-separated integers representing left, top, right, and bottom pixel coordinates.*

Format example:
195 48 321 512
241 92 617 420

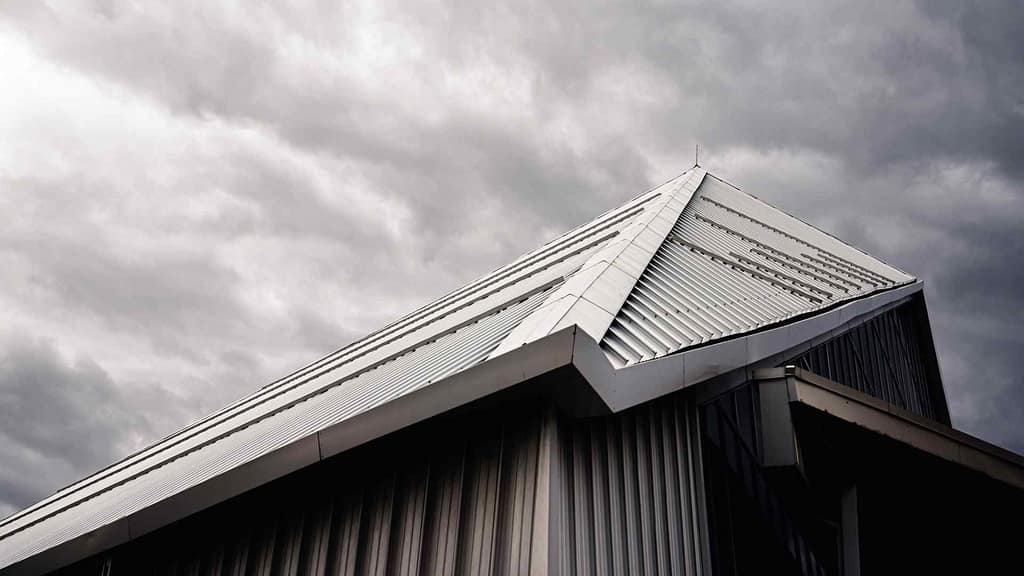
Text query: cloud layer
1 0 1022 516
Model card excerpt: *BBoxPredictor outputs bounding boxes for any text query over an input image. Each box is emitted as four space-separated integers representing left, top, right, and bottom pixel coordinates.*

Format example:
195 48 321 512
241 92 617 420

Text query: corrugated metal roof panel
601 174 914 367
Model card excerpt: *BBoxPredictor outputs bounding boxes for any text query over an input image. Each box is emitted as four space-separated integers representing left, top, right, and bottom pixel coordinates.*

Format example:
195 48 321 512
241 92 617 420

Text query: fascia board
778 367 1024 490
573 281 923 413
318 325 576 459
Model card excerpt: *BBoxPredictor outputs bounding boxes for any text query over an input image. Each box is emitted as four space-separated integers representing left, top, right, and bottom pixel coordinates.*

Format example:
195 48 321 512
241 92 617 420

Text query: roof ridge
487 168 707 358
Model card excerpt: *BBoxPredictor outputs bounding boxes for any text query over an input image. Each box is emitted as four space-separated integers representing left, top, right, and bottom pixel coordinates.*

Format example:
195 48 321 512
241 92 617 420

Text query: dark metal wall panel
700 402 830 576
50 403 551 576
556 393 706 576
704 382 762 460
784 300 945 422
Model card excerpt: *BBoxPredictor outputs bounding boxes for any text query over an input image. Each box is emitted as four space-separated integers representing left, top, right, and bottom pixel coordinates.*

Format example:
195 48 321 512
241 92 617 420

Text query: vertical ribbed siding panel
588 424 610 576
570 429 592 576
273 511 303 576
494 415 540 576
224 529 251 576
558 393 704 576
326 490 364 576
603 422 627 575
700 400 829 575
786 301 941 421
386 466 428 576
456 425 502 576
297 503 332 576
252 521 278 576
418 446 464 576
59 404 551 576
357 476 395 576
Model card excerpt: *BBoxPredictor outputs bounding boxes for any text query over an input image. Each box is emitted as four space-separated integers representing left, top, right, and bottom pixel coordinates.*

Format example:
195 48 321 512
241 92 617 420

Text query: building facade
2 168 1021 575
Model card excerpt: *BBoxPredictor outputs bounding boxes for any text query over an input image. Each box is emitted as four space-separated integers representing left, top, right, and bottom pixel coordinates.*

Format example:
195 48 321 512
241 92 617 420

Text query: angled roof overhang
752 366 1024 491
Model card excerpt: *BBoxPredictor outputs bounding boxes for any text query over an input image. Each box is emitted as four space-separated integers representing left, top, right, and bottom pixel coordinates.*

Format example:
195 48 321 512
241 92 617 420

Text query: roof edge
572 281 924 412
0 327 580 576
755 365 1024 490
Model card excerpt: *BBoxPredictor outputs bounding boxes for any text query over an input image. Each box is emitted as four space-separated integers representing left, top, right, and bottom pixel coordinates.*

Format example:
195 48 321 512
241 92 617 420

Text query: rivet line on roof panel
664 248 801 316
700 194 897 284
700 195 818 249
748 248 851 292
693 213 863 290
650 246 768 310
729 252 834 299
685 211 853 299
812 250 892 285
665 235 822 304
731 252 833 301
801 253 879 288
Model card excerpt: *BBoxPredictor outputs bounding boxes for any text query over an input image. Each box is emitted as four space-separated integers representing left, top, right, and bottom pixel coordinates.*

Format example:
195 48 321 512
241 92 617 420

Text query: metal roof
601 174 913 367
0 167 916 573
0 169 673 571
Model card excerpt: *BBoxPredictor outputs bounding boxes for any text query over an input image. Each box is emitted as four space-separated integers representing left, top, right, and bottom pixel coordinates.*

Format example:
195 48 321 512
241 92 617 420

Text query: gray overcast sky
1 0 1022 518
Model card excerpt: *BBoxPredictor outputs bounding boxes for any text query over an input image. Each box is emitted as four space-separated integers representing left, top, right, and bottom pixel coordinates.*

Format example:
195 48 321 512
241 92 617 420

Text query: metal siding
49 403 551 576
602 175 914 367
787 302 941 421
558 393 705 576
700 400 829 576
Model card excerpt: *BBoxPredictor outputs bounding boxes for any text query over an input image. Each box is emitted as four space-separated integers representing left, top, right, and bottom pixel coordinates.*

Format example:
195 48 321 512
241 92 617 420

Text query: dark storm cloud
0 0 1022 517
0 336 192 517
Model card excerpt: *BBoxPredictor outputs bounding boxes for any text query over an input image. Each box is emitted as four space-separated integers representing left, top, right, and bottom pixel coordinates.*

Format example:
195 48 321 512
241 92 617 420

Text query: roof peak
488 168 708 358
